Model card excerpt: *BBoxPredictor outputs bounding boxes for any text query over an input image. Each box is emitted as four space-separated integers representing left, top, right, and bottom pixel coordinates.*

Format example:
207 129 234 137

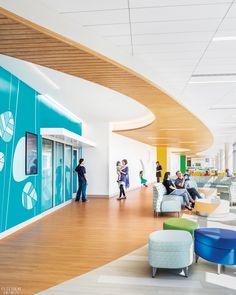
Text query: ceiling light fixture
147 137 175 140
209 105 236 110
190 73 236 84
179 141 197 144
213 36 236 42
159 128 196 131
189 80 236 84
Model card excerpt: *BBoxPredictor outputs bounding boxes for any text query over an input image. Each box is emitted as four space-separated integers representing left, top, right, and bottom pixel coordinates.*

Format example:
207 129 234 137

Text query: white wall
109 132 156 196
82 122 156 197
82 122 110 196
167 151 180 176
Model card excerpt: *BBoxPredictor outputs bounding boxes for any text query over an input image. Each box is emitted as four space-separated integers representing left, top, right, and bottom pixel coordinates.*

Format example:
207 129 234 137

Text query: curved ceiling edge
0 7 214 153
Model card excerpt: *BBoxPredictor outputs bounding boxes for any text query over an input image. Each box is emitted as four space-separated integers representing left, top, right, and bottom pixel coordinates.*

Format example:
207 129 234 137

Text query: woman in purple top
117 159 129 200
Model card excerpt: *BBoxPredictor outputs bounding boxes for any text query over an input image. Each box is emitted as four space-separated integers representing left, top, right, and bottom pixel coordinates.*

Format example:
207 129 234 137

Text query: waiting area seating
191 176 236 188
190 176 236 205
153 183 183 217
148 219 236 278
163 217 198 237
195 228 236 274
148 230 193 278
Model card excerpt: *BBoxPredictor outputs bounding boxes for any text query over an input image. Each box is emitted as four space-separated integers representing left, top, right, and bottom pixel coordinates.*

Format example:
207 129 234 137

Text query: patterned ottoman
195 228 236 274
163 217 198 237
148 230 193 278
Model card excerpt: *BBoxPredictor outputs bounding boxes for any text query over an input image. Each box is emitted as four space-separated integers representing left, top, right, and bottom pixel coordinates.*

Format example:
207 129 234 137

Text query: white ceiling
41 0 236 156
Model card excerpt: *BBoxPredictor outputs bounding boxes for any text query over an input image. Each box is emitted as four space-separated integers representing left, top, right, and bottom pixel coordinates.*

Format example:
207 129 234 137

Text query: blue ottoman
195 228 236 274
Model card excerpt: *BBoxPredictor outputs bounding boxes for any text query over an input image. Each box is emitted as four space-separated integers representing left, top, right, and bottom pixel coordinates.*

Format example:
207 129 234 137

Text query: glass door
73 149 78 195
65 145 72 201
42 138 53 211
55 142 64 206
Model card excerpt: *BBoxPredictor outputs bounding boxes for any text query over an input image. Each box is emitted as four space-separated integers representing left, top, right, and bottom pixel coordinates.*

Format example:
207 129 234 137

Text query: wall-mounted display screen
25 132 38 175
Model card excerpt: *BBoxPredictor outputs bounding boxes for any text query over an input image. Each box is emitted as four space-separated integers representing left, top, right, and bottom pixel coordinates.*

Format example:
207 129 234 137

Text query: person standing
75 158 88 202
117 159 129 200
156 161 162 182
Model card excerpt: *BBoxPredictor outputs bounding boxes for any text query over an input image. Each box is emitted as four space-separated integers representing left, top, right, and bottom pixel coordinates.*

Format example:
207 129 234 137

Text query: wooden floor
0 187 172 295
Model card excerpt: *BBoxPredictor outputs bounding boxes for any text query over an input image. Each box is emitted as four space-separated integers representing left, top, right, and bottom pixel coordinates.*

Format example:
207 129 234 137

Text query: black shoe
75 199 80 202
82 199 89 203
185 205 192 211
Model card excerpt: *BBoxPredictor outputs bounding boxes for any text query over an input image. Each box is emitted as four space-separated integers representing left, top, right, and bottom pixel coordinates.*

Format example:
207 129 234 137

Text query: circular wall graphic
22 182 37 210
0 152 4 172
0 111 14 142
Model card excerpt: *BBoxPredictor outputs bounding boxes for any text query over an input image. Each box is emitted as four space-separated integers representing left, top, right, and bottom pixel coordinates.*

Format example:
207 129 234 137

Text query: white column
215 154 218 170
216 152 220 170
219 149 225 172
225 143 233 172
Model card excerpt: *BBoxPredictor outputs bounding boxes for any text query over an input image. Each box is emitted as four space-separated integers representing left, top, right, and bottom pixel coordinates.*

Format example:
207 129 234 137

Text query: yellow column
156 147 167 181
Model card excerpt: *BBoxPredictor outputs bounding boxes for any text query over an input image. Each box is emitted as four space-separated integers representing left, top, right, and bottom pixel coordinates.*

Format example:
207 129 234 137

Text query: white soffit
40 128 96 148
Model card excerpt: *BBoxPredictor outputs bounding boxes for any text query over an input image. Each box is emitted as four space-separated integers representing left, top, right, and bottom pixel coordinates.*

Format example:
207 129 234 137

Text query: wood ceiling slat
0 7 213 153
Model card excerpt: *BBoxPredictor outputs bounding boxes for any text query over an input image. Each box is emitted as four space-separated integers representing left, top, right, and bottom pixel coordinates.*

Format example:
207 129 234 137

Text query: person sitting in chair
140 171 148 187
163 172 194 211
175 171 202 201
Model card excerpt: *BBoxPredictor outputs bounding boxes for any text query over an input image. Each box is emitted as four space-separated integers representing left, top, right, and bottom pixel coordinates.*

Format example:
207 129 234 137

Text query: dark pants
76 179 87 201
156 176 160 183
119 184 126 198
187 188 202 200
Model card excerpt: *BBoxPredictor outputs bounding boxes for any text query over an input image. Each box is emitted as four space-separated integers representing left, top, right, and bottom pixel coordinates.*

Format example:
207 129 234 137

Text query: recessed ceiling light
159 128 196 131
190 73 236 84
213 36 236 42
209 105 236 110
189 80 236 84
147 137 175 140
179 141 197 144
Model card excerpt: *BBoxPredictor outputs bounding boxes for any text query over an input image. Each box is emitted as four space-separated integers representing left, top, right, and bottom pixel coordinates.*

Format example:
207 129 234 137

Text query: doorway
73 149 78 196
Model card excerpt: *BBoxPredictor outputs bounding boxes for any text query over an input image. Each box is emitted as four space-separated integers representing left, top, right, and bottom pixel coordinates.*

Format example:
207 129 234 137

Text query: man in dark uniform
75 158 88 202
156 161 162 183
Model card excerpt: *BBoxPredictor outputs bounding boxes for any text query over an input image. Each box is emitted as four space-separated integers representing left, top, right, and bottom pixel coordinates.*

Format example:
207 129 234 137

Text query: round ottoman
163 218 198 237
148 230 193 278
195 228 236 274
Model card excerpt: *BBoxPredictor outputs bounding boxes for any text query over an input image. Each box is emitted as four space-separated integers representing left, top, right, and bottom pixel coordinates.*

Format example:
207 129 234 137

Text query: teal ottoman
148 230 193 277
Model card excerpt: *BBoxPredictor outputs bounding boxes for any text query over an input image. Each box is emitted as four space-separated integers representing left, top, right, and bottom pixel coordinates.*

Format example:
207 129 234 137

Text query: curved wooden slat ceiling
0 7 213 153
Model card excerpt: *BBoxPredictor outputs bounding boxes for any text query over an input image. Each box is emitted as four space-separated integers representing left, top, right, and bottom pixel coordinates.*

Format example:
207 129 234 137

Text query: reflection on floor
0 186 167 295
39 207 236 295
38 245 236 295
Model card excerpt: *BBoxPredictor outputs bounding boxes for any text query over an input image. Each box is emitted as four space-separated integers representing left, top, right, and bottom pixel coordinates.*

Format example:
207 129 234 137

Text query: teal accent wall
180 155 186 173
0 66 82 233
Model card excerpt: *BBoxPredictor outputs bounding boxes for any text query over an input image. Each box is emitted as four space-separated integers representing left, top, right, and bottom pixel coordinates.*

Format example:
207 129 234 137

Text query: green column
180 155 186 173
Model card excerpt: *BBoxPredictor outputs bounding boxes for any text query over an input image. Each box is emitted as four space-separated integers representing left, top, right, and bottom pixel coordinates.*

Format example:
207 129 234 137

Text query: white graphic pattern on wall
22 182 38 210
0 152 4 172
13 137 30 182
0 111 14 142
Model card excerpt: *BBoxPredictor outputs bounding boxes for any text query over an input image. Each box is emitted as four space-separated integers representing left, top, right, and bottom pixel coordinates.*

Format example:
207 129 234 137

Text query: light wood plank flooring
0 187 172 295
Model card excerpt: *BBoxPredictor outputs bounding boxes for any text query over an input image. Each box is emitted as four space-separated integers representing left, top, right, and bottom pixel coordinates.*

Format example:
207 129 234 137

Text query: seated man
184 169 191 181
175 171 202 200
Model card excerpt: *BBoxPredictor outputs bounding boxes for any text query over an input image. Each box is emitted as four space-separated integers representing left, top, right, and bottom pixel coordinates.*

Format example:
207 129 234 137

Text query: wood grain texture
0 187 173 295
0 7 213 153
